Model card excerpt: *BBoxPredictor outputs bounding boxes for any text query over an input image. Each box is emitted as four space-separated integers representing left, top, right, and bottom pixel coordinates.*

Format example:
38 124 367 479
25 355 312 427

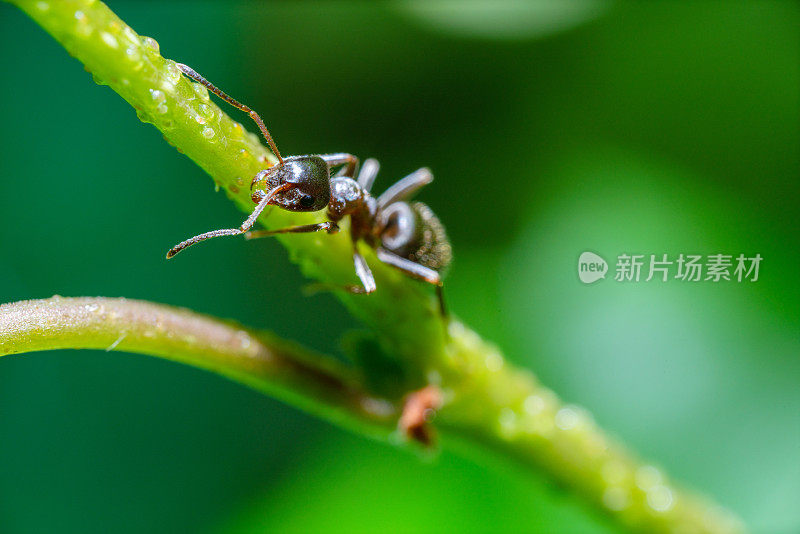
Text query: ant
167 63 452 315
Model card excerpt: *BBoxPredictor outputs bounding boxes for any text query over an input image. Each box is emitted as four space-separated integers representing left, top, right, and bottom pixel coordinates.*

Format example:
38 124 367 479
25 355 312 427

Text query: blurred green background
0 1 798 533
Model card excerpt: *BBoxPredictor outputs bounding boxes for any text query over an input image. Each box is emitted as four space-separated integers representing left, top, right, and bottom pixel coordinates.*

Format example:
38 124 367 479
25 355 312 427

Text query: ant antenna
176 63 284 164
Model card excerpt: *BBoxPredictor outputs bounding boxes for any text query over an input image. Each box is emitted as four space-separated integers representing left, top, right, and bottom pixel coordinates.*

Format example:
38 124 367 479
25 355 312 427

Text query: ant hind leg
301 248 375 297
376 168 433 209
375 248 448 320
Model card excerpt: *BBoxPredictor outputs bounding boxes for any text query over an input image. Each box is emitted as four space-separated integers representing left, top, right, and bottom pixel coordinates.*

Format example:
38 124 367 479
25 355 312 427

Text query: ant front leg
356 158 380 192
245 221 339 240
320 153 359 178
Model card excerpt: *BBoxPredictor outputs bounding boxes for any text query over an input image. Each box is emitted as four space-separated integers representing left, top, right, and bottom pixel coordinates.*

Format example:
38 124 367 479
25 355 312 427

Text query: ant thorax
327 177 368 221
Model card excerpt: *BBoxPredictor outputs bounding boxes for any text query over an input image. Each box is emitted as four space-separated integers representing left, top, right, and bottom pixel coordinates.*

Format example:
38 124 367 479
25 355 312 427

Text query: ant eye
299 194 315 208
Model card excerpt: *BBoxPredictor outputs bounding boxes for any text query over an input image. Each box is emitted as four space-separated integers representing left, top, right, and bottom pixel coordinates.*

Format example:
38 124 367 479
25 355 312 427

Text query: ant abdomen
379 201 452 274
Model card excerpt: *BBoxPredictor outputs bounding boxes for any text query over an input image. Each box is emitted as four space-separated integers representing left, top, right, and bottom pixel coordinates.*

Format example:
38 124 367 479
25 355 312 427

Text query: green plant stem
8 0 444 386
3 1 744 533
0 297 397 439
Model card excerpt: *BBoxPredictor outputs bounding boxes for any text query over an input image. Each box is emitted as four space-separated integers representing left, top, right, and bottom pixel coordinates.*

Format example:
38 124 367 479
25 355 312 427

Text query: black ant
166 64 451 315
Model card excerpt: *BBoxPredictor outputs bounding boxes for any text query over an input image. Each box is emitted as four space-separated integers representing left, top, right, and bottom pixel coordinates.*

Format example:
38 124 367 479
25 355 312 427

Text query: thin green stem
3 1 745 533
438 323 744 534
8 0 444 388
0 296 397 439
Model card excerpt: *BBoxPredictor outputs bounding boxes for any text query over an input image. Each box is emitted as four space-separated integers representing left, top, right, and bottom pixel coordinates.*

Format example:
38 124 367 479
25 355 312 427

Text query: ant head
251 155 331 212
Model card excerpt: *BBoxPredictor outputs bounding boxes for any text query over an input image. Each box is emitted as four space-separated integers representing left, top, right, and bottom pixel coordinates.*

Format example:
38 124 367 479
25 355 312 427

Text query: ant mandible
166 64 451 315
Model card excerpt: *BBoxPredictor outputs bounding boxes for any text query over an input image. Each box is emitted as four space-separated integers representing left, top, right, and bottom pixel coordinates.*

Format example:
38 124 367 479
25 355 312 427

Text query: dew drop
485 351 503 372
524 394 545 416
448 320 466 338
164 62 181 83
635 465 663 491
193 82 210 101
555 406 580 430
201 127 215 139
160 80 176 93
35 1 49 11
156 104 168 115
194 115 206 125
646 485 674 513
235 331 252 350
141 36 160 53
150 88 165 103
123 26 138 44
235 176 245 187
198 103 214 119
100 32 118 49
124 46 140 61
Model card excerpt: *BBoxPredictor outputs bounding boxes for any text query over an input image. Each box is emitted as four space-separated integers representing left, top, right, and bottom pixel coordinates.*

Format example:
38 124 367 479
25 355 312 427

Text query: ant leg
356 158 380 192
301 282 369 296
436 285 449 319
303 245 376 296
375 248 440 285
353 247 377 294
245 221 339 239
376 168 433 209
319 153 359 178
166 183 290 258
375 248 447 318
175 63 283 163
